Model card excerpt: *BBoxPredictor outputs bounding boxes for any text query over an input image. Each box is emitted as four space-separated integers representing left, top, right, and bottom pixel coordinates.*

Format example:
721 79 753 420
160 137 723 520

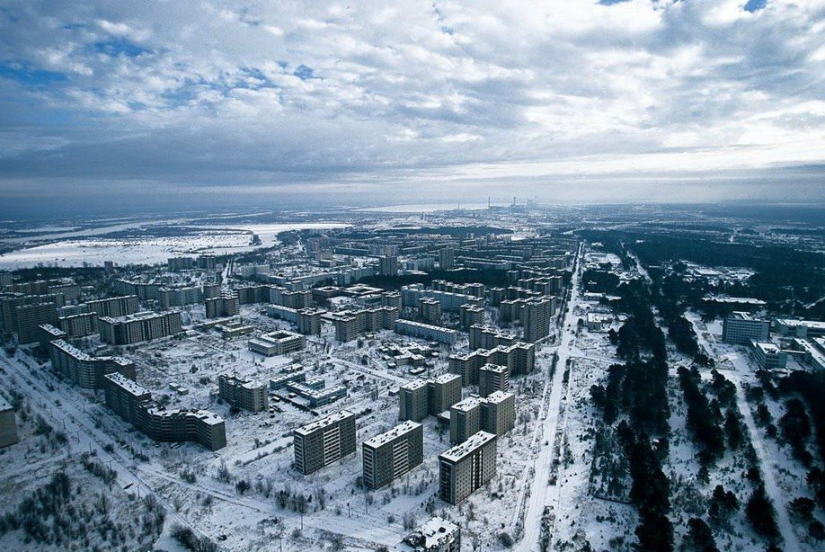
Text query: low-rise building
751 341 788 370
248 331 306 356
401 517 461 552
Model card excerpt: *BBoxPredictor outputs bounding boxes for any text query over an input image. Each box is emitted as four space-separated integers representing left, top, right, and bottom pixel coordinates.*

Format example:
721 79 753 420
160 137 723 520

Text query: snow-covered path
726 352 802 552
515 243 582 552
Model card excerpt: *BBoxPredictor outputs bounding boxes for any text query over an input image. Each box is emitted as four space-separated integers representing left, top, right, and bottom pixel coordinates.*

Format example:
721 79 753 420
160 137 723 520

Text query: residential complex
218 375 269 412
362 421 423 490
293 410 356 475
439 431 497 505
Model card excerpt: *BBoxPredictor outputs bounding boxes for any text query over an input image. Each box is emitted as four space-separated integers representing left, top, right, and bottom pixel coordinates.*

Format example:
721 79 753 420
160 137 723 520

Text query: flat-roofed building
723 312 770 345
205 293 239 318
395 320 458 345
99 311 183 345
402 517 461 552
438 431 497 505
85 295 139 318
58 312 98 338
399 379 430 422
248 331 306 356
218 375 268 412
293 410 356 475
49 339 135 389
103 372 152 426
428 374 462 416
450 397 482 445
362 421 423 490
751 341 788 370
774 318 825 339
481 391 516 437
38 323 67 350
16 302 59 344
0 397 19 448
137 405 226 451
522 296 555 342
479 364 509 398
297 308 323 335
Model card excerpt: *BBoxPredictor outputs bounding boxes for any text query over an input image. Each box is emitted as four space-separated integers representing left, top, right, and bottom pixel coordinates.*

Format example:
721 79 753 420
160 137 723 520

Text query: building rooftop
294 410 354 436
432 373 461 384
51 339 92 361
99 310 177 324
452 397 482 412
480 363 508 374
753 341 782 355
401 379 429 391
775 318 825 330
439 431 496 462
485 390 515 404
0 396 12 411
364 421 422 448
104 372 150 397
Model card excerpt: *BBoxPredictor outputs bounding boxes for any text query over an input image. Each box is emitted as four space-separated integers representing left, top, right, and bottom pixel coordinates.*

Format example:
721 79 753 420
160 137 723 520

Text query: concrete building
522 296 555 342
395 320 459 345
38 323 67 350
399 379 430 422
103 372 152 426
438 248 455 270
478 364 509 398
50 339 135 389
722 312 770 345
419 298 442 325
15 302 59 344
293 410 356 475
58 312 98 338
379 255 399 276
438 431 497 504
751 341 788 370
85 296 139 318
468 325 517 351
159 286 202 308
218 375 268 412
459 304 485 331
167 257 196 271
480 391 516 437
774 318 825 339
362 421 423 490
205 294 239 319
98 311 183 345
450 397 483 445
137 404 226 451
297 308 323 335
248 331 306 356
0 397 19 448
448 342 535 385
427 373 462 416
332 307 398 342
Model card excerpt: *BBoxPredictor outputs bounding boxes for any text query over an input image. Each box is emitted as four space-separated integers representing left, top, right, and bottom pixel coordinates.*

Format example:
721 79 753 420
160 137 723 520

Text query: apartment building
362 421 423 490
438 431 497 504
293 410 356 475
218 375 268 412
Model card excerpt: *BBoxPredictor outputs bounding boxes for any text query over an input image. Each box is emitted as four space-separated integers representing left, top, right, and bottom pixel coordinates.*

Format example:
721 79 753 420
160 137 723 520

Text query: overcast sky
1 0 824 217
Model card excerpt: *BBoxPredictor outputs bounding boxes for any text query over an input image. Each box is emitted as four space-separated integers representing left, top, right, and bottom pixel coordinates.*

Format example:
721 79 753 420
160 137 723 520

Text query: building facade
438 431 497 504
362 421 423 490
293 410 356 475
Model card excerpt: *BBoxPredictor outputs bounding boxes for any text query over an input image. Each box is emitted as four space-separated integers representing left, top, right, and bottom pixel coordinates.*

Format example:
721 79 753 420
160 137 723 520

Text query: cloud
0 0 824 216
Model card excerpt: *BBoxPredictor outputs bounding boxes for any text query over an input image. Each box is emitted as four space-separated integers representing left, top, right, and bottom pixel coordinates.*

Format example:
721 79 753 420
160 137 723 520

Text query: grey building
722 312 770 345
438 431 497 504
362 421 423 490
293 410 356 475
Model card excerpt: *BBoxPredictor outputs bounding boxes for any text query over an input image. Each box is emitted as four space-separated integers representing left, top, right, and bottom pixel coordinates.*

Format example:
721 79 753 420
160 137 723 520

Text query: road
515 242 582 552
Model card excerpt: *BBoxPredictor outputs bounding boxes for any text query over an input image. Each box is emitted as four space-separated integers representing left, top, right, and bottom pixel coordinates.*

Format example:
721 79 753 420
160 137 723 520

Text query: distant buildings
478 364 509 398
103 373 227 451
751 341 788 370
395 320 459 345
439 431 497 504
218 375 268 412
293 410 356 475
0 397 19 448
773 318 825 339
205 294 239 319
448 342 535 386
362 421 423 490
85 296 139 318
450 392 516 444
331 307 398 342
248 330 306 356
722 312 770 345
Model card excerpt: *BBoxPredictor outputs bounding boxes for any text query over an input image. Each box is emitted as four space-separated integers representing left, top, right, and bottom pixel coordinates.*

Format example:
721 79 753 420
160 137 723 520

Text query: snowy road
515 243 582 552
725 352 802 552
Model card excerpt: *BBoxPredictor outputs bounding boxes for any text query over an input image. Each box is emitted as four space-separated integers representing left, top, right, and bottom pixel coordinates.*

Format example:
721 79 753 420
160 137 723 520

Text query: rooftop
439 431 496 462
485 390 515 404
294 410 354 436
364 421 422 448
104 372 150 397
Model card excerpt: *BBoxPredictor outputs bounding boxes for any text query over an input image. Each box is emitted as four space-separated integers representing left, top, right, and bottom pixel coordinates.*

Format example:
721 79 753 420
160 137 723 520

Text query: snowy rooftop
439 431 496 462
294 410 354 436
775 318 825 330
452 396 482 412
363 421 421 448
485 391 515 405
104 372 150 397
100 310 176 323
432 373 461 384
51 339 92 361
480 363 508 374
401 379 428 391
0 396 12 411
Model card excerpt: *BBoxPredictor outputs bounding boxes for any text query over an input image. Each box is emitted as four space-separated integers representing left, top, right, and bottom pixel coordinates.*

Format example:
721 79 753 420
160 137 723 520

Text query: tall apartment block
428 373 463 416
399 379 430 422
0 397 19 448
205 293 239 319
468 325 517 350
722 312 770 345
362 421 423 490
459 304 485 331
297 308 323 335
99 311 183 345
481 391 516 437
167 257 196 271
450 397 482 445
419 298 442 324
103 373 226 450
448 342 535 385
58 312 98 338
38 324 67 350
379 255 399 276
332 307 398 342
522 296 555 342
293 410 356 475
438 247 455 270
218 375 268 412
85 295 139 318
479 364 509 398
50 339 135 389
16 302 59 344
439 431 497 505
0 293 65 336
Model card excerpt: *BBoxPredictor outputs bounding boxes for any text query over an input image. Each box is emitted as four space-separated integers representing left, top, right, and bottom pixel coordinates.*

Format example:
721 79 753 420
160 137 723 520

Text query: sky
1 0 824 218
